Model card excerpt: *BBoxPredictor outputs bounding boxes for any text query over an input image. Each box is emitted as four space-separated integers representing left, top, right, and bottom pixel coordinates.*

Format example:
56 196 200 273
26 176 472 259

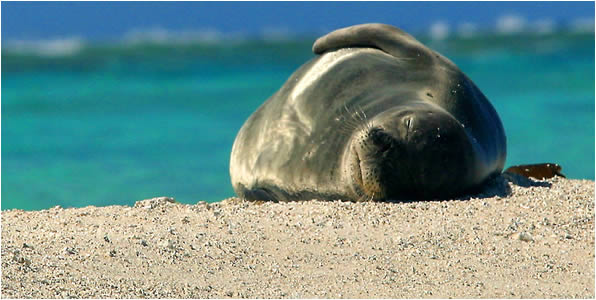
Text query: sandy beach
1 174 594 298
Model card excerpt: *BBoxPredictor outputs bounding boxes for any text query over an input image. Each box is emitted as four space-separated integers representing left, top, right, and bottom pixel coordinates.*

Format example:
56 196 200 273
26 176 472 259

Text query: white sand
1 175 594 298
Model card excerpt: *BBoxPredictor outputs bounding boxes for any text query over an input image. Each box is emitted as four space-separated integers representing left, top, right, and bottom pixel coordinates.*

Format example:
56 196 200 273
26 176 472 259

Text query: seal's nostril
370 128 392 153
379 143 390 153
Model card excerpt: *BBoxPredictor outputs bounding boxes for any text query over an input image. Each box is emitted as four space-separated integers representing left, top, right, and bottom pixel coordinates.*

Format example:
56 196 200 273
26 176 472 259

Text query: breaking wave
2 16 593 56
3 37 86 56
428 15 594 40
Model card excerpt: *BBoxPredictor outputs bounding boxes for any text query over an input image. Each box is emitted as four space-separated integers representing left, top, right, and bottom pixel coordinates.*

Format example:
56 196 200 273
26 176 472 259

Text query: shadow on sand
455 172 552 201
383 172 553 204
235 172 554 205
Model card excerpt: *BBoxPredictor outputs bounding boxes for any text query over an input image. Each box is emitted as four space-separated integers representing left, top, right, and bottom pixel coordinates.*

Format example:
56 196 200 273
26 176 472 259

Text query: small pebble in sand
518 232 534 242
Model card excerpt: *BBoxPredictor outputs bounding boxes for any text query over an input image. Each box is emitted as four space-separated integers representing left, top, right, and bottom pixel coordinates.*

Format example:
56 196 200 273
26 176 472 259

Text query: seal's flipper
312 23 433 63
504 163 565 180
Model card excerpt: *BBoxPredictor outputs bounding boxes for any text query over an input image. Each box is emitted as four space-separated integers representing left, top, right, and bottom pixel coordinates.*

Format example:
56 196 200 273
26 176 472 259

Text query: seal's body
230 24 506 201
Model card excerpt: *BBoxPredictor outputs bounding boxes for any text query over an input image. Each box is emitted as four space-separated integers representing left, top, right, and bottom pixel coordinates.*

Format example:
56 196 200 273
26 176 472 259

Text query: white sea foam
260 26 294 41
123 27 249 45
429 21 449 40
531 18 556 35
4 37 85 56
3 18 592 57
496 14 527 34
456 22 478 38
569 17 595 33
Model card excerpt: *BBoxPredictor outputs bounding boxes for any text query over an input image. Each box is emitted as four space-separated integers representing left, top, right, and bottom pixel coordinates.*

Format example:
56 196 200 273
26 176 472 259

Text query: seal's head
345 102 482 201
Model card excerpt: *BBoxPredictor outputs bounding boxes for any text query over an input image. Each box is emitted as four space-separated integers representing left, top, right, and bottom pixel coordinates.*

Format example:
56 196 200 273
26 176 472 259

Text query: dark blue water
2 32 594 210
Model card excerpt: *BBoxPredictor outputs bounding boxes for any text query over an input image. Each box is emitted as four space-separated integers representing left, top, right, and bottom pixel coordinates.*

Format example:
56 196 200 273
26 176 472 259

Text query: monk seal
230 23 507 201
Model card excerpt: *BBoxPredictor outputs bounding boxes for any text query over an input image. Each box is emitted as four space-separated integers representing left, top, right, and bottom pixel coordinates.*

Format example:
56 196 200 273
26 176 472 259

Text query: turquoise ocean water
2 32 594 210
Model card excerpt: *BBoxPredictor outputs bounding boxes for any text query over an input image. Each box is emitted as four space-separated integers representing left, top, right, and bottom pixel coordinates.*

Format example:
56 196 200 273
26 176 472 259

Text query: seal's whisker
356 105 373 132
366 119 375 131
337 123 358 135
339 103 371 133
346 104 360 121
354 109 363 122
340 117 362 133
356 105 376 132
354 105 367 124
350 110 363 125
